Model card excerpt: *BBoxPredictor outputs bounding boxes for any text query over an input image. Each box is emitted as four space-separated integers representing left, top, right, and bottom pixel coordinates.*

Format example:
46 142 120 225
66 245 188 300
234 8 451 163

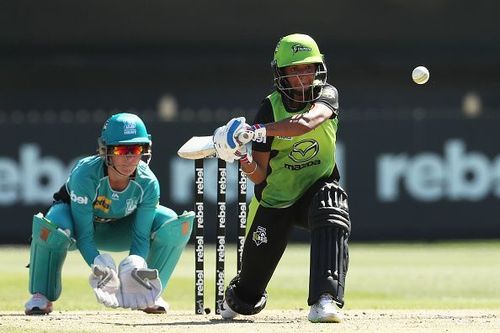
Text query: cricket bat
177 132 253 160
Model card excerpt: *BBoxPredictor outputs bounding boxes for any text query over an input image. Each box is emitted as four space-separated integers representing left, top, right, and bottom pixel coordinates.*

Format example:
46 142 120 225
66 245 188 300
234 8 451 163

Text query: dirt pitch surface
1 309 499 333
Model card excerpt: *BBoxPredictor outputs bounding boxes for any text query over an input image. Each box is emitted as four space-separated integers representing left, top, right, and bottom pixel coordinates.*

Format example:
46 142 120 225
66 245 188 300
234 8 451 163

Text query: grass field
1 241 500 312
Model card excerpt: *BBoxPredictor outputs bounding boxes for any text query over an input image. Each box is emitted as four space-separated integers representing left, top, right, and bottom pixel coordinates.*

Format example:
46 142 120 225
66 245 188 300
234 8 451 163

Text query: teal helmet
98 113 152 165
271 33 327 103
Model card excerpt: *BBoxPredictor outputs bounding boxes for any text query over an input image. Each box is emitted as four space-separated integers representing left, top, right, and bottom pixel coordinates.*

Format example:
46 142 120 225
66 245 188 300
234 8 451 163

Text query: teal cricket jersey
64 155 159 265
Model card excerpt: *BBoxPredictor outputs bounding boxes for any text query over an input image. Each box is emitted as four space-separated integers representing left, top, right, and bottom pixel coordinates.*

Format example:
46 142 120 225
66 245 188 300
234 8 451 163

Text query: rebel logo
70 190 88 205
288 139 319 163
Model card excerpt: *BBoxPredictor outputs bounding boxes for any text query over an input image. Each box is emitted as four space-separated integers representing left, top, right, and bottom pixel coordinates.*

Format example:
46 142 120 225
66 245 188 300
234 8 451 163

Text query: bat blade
177 136 217 160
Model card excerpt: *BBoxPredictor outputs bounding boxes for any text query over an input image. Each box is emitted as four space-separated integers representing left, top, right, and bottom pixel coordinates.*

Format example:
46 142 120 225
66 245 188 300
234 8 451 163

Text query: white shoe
142 297 169 314
25 293 53 315
220 300 238 320
308 294 342 323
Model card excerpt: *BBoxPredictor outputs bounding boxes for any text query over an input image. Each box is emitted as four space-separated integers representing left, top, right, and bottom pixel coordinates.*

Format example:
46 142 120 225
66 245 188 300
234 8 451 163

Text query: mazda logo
288 139 319 163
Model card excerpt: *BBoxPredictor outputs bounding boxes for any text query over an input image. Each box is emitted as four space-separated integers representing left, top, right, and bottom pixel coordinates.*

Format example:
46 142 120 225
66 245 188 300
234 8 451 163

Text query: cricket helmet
271 33 328 102
98 113 152 165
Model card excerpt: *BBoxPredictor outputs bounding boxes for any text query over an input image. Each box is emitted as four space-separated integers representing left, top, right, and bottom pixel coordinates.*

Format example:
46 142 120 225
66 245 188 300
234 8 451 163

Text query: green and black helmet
98 113 152 166
271 33 327 103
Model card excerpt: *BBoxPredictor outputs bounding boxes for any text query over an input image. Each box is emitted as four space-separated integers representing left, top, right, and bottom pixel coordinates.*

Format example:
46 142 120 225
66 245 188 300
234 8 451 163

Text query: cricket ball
412 66 430 85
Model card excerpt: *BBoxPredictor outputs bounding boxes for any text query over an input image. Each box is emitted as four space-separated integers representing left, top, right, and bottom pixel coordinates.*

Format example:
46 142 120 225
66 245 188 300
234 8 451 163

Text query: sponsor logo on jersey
125 198 138 214
111 192 119 200
123 121 137 135
288 139 319 163
70 190 88 205
94 195 111 213
252 226 268 246
277 136 293 140
291 44 312 54
284 160 321 170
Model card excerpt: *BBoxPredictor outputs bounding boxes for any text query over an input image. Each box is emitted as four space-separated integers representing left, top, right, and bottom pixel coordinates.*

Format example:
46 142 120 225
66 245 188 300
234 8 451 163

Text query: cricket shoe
25 293 53 315
307 293 343 323
220 300 239 320
142 297 169 314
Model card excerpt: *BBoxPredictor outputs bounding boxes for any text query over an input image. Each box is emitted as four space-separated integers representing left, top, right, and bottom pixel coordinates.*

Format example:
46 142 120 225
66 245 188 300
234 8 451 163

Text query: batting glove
213 117 248 163
235 124 266 144
235 143 253 164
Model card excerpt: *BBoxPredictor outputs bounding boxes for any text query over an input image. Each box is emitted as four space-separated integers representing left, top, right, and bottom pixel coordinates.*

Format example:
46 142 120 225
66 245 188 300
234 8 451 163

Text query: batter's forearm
240 160 266 184
264 105 331 137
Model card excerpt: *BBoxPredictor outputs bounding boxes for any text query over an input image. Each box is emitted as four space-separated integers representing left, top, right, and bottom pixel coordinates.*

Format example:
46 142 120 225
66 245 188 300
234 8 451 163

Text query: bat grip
237 131 253 144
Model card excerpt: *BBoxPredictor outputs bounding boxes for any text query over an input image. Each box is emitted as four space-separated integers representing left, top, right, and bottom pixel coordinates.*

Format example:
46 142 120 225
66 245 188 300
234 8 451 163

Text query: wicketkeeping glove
89 253 121 308
116 255 162 309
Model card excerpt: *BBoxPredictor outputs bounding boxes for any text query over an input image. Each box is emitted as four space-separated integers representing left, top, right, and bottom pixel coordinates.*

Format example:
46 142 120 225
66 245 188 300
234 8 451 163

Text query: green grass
1 241 500 312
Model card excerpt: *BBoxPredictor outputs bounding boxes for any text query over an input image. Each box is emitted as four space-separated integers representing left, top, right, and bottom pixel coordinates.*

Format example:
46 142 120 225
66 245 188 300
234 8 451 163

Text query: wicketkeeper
213 33 351 323
25 113 194 315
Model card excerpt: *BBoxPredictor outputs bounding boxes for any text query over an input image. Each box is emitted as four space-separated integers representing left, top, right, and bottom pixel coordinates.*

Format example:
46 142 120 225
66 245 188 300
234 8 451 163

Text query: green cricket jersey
252 84 339 208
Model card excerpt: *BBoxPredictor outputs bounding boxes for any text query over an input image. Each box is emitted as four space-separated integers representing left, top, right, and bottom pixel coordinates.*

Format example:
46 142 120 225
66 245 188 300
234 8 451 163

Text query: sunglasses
111 145 145 156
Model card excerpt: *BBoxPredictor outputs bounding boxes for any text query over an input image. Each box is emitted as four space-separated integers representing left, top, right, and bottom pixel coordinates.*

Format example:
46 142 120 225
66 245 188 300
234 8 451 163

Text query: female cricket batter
213 33 351 323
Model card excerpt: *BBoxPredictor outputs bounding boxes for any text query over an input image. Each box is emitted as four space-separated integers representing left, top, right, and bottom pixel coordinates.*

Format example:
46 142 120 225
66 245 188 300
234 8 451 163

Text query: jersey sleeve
315 85 339 119
252 98 275 152
129 179 160 259
67 169 99 266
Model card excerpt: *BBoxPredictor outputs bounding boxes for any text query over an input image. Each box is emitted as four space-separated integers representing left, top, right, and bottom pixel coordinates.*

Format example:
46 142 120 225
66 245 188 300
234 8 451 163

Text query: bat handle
237 131 253 144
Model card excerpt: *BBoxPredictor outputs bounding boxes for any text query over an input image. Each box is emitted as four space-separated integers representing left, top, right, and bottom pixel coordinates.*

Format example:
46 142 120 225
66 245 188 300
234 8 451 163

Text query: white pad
89 253 120 308
117 255 162 309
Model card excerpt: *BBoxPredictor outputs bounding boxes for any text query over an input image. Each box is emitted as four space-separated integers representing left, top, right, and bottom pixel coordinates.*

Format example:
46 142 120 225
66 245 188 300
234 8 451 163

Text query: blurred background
1 0 499 244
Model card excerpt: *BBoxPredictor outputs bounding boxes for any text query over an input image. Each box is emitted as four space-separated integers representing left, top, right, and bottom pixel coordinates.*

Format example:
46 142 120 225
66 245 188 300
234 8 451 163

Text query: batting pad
147 211 194 289
29 213 74 301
